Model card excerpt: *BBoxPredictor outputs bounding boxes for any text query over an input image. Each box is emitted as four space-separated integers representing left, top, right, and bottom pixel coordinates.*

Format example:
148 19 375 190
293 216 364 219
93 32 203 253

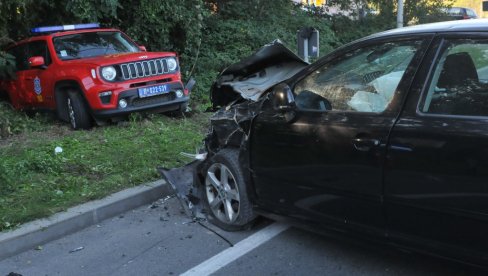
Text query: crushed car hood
211 40 308 108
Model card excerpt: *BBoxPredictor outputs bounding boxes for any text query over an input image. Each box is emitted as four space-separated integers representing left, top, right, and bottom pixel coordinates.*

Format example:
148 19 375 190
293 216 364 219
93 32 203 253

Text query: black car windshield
53 31 140 60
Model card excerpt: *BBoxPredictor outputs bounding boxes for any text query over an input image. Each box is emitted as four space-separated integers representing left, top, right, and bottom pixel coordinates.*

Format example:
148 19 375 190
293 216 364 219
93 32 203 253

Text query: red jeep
0 23 190 129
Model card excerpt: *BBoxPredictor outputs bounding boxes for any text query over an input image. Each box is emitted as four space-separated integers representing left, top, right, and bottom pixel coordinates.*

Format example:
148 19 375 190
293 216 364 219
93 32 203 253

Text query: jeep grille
120 58 173 80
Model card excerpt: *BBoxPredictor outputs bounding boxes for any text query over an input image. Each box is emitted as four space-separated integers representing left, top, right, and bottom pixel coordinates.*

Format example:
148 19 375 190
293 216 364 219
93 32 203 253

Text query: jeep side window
28 41 52 66
294 40 423 113
421 39 488 117
7 44 29 71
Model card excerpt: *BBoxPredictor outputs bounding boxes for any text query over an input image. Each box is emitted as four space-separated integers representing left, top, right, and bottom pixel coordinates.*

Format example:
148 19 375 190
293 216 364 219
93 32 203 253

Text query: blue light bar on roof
31 23 100 33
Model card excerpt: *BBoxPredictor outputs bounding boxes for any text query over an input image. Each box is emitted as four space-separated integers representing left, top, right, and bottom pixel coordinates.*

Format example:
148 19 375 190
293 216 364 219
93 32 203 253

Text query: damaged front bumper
158 160 206 219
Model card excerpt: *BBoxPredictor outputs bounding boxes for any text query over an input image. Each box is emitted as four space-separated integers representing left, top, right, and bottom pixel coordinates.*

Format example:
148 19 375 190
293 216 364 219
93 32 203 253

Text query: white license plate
138 84 169 98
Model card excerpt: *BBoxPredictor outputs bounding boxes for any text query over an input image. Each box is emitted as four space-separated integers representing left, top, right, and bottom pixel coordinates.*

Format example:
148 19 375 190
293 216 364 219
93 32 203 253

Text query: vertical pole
304 38 309 63
397 0 404 28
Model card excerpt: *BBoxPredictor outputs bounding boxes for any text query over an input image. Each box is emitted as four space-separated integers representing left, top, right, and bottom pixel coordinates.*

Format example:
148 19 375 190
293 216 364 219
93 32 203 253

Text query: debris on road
148 195 176 211
69 246 84 253
158 161 206 220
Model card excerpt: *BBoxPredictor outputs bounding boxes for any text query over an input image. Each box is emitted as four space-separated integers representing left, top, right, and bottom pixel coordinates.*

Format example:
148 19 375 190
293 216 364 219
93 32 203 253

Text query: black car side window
294 40 423 113
421 39 488 117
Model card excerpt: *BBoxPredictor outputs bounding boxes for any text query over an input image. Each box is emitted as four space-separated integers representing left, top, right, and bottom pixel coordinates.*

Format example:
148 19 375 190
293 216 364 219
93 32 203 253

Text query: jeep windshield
53 31 140 60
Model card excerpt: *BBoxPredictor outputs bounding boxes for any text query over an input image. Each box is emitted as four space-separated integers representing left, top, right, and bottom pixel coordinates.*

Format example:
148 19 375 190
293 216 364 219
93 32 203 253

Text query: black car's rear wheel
203 149 256 231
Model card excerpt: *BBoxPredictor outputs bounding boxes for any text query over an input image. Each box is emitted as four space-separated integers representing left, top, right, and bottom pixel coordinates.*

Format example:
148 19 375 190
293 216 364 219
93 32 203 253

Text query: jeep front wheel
66 90 91 130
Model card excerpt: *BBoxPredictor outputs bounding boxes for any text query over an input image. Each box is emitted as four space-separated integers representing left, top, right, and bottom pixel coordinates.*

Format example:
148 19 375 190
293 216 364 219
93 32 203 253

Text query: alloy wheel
205 163 241 223
67 98 76 129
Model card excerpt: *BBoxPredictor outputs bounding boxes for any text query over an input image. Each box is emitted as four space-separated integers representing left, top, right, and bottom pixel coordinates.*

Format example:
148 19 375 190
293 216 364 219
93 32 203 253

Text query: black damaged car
161 19 488 269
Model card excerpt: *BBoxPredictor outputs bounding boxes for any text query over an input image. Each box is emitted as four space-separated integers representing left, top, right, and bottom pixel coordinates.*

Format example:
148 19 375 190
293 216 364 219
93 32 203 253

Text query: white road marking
180 222 290 276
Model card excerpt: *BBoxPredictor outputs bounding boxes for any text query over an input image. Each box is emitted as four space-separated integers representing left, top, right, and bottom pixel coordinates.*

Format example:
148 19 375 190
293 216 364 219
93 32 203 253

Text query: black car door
385 34 488 262
250 35 432 233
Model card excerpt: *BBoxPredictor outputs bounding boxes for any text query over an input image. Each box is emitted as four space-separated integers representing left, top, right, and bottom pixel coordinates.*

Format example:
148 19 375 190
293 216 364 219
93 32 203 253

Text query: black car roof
368 19 488 39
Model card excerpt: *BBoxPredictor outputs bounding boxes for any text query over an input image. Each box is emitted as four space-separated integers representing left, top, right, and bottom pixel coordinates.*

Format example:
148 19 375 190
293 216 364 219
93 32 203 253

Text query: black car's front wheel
203 149 256 231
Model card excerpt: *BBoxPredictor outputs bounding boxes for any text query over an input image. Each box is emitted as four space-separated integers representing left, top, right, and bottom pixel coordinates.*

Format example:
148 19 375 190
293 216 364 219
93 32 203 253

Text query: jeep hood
61 51 177 67
210 40 308 108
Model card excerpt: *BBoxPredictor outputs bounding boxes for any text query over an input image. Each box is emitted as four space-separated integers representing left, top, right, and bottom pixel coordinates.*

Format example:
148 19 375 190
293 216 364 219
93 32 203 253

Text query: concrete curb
0 179 174 261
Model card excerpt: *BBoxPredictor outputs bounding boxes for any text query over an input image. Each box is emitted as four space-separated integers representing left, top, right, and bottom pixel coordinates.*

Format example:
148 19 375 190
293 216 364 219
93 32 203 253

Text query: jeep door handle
352 138 380 152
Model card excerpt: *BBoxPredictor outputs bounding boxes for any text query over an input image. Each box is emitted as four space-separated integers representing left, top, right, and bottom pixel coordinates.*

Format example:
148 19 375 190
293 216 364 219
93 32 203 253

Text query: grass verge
0 109 209 232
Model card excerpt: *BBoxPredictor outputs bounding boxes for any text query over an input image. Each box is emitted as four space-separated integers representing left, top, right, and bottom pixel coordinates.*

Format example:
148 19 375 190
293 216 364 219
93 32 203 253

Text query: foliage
0 102 52 138
329 15 387 46
117 0 207 71
0 51 15 80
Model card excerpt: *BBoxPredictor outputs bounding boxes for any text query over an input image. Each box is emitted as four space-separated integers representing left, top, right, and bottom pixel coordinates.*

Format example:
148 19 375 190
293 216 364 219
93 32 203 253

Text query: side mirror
271 83 296 112
28 56 45 68
271 83 296 123
139 45 147 52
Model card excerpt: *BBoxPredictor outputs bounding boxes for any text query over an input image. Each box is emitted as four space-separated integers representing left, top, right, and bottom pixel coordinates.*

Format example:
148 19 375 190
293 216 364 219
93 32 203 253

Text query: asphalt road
0 196 484 276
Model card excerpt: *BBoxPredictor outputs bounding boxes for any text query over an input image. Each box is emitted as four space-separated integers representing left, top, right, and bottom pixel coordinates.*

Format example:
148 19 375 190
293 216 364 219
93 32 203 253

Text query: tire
203 149 257 231
66 90 91 130
167 102 188 118
179 102 188 113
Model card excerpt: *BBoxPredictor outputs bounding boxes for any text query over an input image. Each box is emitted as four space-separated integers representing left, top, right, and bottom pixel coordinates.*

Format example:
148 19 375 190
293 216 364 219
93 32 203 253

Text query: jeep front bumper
91 81 189 118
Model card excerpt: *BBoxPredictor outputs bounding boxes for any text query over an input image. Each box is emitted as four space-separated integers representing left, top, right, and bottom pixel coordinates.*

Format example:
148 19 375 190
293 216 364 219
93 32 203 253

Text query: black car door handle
389 144 413 152
352 138 380 152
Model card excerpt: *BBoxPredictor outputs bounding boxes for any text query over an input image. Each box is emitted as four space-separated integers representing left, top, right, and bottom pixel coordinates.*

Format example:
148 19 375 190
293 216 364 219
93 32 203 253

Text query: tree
330 0 453 25
205 0 294 20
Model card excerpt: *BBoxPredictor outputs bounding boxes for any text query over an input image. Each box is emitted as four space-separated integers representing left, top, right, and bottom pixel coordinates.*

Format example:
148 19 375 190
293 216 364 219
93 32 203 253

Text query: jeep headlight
166 57 178 71
101 66 117 81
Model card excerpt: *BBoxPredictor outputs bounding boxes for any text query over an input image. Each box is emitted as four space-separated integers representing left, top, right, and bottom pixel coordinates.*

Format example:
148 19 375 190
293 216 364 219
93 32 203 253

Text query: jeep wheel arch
54 81 92 129
55 80 85 121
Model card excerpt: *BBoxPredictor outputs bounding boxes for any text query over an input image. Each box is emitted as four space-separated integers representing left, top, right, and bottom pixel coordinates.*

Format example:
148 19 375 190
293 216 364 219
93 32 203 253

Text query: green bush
0 102 52 138
0 51 15 80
